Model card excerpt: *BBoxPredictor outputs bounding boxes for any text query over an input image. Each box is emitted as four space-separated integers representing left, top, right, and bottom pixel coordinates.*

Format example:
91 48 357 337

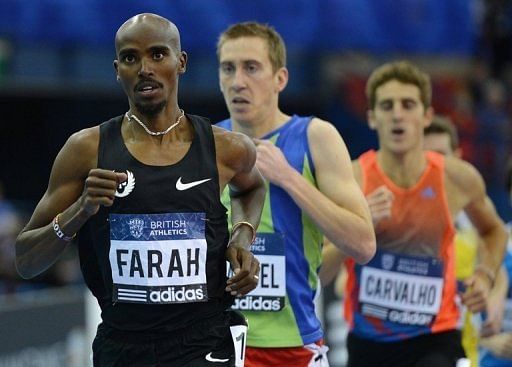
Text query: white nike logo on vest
205 352 229 363
176 177 212 191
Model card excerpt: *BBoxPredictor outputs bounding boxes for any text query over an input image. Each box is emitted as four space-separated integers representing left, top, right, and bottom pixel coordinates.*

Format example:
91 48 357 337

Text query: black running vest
78 114 231 332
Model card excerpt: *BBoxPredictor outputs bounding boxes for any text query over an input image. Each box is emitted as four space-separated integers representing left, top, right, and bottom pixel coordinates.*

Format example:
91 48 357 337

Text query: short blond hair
366 60 432 110
217 22 286 73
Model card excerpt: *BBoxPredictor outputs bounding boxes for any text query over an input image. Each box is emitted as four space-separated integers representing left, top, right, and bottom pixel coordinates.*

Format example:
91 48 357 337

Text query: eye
122 54 136 64
153 52 164 60
380 101 393 111
220 64 234 75
246 63 259 74
403 100 417 109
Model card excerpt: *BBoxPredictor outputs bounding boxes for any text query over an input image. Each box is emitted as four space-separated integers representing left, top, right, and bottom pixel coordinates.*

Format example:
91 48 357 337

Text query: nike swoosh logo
205 352 229 363
176 177 212 191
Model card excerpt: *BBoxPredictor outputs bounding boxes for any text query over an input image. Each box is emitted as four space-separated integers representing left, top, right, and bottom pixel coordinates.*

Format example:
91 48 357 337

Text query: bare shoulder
307 117 346 154
66 126 99 159
67 126 100 157
307 117 341 142
212 125 256 173
21 125 101 230
53 125 100 180
444 155 485 199
307 117 352 169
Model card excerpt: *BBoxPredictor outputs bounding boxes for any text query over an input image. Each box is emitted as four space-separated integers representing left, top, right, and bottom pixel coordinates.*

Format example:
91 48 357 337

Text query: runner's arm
254 118 375 264
458 161 507 286
215 129 265 295
319 238 346 286
15 128 126 279
448 159 507 311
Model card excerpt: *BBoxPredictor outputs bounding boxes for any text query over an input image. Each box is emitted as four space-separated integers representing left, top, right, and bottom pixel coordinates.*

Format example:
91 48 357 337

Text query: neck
377 148 427 188
127 106 184 137
232 110 290 138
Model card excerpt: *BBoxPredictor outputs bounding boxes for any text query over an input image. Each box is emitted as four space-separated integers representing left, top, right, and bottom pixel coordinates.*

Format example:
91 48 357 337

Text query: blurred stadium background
0 1 511 366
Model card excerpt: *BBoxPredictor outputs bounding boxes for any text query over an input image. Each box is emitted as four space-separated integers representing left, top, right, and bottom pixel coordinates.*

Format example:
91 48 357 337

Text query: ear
113 60 120 81
275 67 289 93
454 147 463 159
423 106 434 128
367 109 377 130
178 51 187 74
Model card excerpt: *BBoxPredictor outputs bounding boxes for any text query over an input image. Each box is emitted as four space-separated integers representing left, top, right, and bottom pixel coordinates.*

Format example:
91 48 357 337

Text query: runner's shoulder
213 126 256 172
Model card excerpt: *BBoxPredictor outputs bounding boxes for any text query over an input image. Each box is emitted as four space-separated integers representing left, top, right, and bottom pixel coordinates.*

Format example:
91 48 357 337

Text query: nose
392 103 403 121
230 69 247 91
138 57 153 77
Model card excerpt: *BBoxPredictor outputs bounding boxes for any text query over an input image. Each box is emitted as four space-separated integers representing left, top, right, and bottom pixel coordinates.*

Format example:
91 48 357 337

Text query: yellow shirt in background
455 212 480 367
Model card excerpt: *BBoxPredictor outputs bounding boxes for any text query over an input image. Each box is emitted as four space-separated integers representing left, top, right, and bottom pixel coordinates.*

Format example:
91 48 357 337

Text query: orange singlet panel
345 150 458 341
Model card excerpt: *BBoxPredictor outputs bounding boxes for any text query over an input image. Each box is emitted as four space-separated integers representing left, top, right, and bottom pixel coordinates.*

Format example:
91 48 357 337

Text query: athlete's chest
124 140 193 166
370 176 451 256
110 167 219 213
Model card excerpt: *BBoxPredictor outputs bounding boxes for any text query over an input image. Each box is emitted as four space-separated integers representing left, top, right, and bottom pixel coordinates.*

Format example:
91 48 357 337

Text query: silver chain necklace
125 109 185 136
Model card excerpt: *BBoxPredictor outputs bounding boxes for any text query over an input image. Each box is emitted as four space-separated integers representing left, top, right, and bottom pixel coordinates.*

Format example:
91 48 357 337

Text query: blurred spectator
475 79 511 185
450 87 479 163
0 181 82 295
0 38 11 82
479 0 512 79
479 157 512 366
424 115 510 367
0 181 24 294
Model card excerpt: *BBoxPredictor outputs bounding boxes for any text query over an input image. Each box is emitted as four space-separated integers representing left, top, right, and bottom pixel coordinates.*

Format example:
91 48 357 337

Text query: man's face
368 80 432 154
218 37 285 125
114 22 186 115
423 133 453 156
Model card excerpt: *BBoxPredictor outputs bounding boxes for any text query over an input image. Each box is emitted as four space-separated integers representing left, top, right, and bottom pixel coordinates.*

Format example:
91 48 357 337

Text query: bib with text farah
109 212 208 304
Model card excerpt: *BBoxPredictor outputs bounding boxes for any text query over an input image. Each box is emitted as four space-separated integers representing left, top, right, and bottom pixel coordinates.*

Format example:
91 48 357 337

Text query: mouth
134 80 162 96
231 96 250 105
391 127 405 136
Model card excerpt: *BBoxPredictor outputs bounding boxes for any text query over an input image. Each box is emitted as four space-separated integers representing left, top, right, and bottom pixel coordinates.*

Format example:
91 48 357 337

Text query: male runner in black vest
15 13 265 367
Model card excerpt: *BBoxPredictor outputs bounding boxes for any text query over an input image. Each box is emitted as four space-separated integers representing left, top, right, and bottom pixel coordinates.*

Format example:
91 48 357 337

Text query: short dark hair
366 60 432 110
424 115 459 151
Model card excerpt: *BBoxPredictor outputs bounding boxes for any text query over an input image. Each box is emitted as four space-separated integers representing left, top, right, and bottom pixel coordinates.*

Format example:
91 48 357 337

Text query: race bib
358 251 444 326
230 233 286 312
109 213 208 305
